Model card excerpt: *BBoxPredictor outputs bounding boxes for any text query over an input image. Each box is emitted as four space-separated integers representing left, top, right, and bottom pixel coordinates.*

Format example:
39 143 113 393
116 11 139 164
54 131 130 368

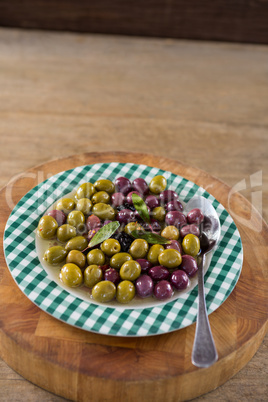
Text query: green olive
147 244 165 265
76 198 92 215
182 234 200 257
86 249 105 266
60 263 83 287
66 250 86 269
120 260 141 281
100 238 121 257
65 236 88 252
92 203 115 221
110 252 133 270
91 191 110 205
57 224 76 242
129 239 149 259
44 246 67 265
84 265 103 288
149 175 167 194
151 206 166 222
124 222 144 235
92 281 116 303
55 198 76 214
116 280 135 304
161 225 179 240
37 216 58 239
75 182 96 200
158 249 182 269
94 179 115 194
67 210 85 230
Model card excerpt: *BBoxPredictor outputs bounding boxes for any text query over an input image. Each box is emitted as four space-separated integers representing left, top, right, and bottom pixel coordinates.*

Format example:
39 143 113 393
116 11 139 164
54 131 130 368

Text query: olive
180 224 200 238
126 191 143 205
100 238 121 257
180 254 198 277
92 203 115 221
165 211 187 228
147 244 165 265
60 263 83 287
159 190 180 205
117 209 135 224
86 249 106 266
114 177 132 195
129 239 149 259
116 280 135 304
151 206 166 222
148 265 170 281
149 175 167 194
84 265 103 288
44 246 67 265
187 208 204 225
110 252 133 270
57 224 77 243
120 260 141 281
182 234 200 257
91 191 110 205
158 249 182 269
92 280 116 303
124 222 144 235
66 250 86 269
104 268 120 285
56 198 76 214
86 214 102 231
145 195 159 209
94 179 115 194
65 236 88 252
37 216 58 239
47 210 66 226
76 198 92 215
75 182 96 200
67 210 85 230
136 258 152 272
154 280 173 300
170 270 189 290
111 192 125 207
135 275 154 298
165 240 183 254
132 178 149 195
161 225 179 240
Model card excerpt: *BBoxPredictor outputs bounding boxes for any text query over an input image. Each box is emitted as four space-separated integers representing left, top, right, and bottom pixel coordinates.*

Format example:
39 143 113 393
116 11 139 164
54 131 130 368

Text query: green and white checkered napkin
3 163 243 337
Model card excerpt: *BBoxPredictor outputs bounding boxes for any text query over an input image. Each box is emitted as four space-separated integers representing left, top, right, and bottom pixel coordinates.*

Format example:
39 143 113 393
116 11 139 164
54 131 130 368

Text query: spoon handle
192 254 218 368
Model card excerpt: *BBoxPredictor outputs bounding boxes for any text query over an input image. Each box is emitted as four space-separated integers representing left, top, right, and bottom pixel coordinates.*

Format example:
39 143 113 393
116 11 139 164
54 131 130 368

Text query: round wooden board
0 152 267 402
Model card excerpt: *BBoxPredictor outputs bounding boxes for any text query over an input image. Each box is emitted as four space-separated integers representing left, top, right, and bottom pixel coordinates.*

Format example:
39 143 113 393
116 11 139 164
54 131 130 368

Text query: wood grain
0 152 267 402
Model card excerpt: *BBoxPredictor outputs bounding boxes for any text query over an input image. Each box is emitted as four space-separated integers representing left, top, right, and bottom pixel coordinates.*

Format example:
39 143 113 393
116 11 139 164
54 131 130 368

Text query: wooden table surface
0 28 267 401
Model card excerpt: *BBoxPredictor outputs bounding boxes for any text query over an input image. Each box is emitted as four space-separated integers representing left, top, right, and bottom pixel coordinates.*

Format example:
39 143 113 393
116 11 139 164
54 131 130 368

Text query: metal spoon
184 196 221 368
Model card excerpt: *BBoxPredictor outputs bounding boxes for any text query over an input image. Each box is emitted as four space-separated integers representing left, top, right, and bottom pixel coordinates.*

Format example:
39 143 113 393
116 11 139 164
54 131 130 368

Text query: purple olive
154 280 173 300
180 224 200 238
87 227 101 241
165 240 183 254
166 200 183 212
159 190 180 204
117 208 136 224
111 192 125 207
145 195 160 209
126 191 143 205
180 254 198 277
187 208 204 225
115 177 132 195
86 214 102 231
165 211 187 228
104 268 120 285
132 178 149 195
142 219 161 233
170 270 189 290
136 259 152 272
135 275 154 298
47 209 66 226
148 265 170 281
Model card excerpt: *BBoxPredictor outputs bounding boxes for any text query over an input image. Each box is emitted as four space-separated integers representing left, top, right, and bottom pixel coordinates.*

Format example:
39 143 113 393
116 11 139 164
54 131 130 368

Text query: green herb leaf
88 221 120 248
132 193 151 224
130 230 171 244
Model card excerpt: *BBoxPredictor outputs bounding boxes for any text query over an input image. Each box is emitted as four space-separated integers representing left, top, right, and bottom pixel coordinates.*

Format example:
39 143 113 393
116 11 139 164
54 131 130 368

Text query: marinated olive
166 200 183 212
136 258 152 272
44 246 67 265
57 224 77 242
92 280 116 303
66 249 86 269
148 265 170 281
142 219 162 233
147 244 165 265
86 214 102 230
65 236 88 252
104 268 120 285
145 195 159 209
135 275 154 298
110 252 132 270
101 238 121 257
75 182 95 200
129 239 149 259
117 209 135 224
76 198 92 215
60 263 83 287
92 203 115 221
151 206 166 222
170 270 189 290
161 225 179 240
84 265 103 288
47 210 66 226
116 280 135 304
38 216 58 239
111 192 125 207
149 175 167 194
159 190 180 204
165 240 183 254
86 249 106 265
165 211 187 228
114 177 132 195
92 191 110 204
180 224 200 238
153 280 173 300
124 221 144 235
132 178 149 195
158 249 182 269
182 234 200 257
180 254 198 277
94 179 115 194
67 210 85 230
120 260 141 281
56 198 76 214
187 208 204 225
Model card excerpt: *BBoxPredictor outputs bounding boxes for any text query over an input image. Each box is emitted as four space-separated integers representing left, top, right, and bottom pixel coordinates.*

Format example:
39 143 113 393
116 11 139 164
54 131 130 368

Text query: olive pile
37 176 204 304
